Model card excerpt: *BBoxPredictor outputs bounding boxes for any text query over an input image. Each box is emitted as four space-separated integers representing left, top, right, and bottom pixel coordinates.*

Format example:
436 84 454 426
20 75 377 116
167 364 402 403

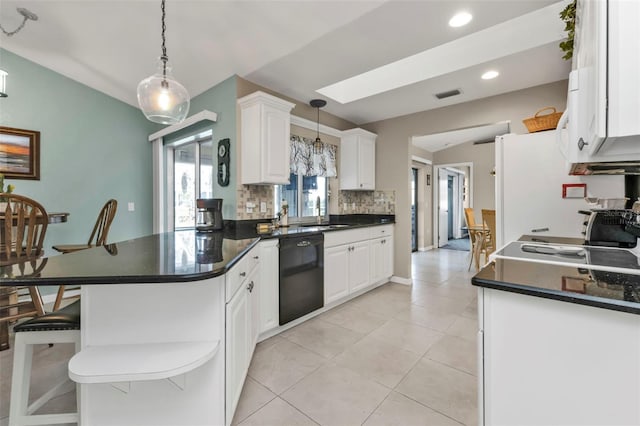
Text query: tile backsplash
338 190 395 214
237 185 275 220
237 185 396 219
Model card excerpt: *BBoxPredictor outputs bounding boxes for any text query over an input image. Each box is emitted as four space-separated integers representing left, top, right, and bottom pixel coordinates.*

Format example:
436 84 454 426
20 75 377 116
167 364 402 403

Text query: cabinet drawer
226 246 259 302
324 228 371 248
369 224 393 239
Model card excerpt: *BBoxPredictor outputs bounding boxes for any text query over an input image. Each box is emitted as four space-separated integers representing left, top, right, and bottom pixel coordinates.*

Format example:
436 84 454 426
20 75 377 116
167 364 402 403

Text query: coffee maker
196 198 223 232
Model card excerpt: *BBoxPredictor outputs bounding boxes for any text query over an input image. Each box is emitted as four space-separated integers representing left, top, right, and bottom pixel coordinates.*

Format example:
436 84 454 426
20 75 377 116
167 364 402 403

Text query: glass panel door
173 137 214 230
174 143 196 229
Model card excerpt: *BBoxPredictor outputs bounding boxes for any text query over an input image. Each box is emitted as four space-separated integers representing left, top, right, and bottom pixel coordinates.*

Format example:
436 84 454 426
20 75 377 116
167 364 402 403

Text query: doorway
433 163 472 248
167 131 214 231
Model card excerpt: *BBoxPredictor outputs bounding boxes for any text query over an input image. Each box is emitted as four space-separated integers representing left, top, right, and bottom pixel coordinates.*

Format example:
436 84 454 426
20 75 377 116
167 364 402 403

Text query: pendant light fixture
137 0 189 125
310 99 327 154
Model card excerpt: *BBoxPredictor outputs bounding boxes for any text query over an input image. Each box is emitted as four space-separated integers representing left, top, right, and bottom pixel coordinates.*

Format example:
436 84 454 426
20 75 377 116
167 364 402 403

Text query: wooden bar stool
9 299 81 426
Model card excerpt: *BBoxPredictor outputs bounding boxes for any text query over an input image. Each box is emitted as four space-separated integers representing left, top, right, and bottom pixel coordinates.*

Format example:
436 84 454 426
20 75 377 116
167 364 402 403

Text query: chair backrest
1 194 48 328
1 193 48 262
87 199 118 246
482 209 497 254
464 208 476 228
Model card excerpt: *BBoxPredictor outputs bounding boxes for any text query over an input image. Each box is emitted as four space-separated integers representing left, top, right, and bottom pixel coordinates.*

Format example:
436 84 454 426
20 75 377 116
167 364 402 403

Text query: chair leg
53 286 66 312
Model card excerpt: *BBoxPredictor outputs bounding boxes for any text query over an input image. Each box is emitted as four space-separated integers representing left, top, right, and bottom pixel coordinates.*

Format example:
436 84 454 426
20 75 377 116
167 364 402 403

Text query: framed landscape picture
0 126 40 180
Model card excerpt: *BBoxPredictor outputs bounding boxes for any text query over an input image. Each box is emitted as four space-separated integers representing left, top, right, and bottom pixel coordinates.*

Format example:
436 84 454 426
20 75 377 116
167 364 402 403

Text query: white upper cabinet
340 128 376 190
238 91 295 185
566 0 640 162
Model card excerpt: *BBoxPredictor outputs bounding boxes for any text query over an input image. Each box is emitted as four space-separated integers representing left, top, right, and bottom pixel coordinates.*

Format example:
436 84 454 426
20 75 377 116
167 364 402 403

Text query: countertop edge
472 275 640 315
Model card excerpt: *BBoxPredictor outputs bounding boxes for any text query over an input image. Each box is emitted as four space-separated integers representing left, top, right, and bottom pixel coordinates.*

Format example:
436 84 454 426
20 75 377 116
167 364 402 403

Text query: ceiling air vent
434 89 461 100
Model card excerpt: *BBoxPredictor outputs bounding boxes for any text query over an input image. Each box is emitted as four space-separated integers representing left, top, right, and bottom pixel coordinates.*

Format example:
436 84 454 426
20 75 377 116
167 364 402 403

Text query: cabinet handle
240 272 246 277
253 255 259 260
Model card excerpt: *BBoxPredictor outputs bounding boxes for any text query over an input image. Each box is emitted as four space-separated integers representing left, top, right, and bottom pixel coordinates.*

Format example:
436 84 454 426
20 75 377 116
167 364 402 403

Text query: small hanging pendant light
310 99 327 154
137 0 189 125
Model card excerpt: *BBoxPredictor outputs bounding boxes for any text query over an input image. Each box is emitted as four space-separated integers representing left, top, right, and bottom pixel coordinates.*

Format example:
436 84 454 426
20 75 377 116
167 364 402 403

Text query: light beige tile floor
0 248 479 426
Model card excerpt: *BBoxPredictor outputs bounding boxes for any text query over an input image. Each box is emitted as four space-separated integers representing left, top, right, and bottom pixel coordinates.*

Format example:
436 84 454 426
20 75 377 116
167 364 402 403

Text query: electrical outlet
128 202 135 212
260 201 267 213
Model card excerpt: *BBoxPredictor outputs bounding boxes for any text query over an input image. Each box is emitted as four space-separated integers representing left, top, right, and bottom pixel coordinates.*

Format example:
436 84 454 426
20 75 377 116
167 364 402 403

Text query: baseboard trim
390 276 412 286
418 246 433 252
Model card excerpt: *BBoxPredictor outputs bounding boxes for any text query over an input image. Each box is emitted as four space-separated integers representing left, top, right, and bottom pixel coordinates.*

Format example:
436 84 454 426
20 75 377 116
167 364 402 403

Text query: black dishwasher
279 234 324 325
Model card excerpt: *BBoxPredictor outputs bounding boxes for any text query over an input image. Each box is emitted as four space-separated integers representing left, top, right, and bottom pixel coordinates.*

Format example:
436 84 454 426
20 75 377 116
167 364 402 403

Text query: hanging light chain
0 8 38 37
160 0 168 83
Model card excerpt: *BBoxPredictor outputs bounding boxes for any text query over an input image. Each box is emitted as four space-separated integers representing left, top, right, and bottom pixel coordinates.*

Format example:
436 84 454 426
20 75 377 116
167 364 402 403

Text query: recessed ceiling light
482 70 500 80
449 12 472 28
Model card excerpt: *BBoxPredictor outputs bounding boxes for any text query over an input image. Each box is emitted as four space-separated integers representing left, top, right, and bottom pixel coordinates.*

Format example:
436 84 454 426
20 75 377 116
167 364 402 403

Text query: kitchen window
274 134 336 223
275 173 327 222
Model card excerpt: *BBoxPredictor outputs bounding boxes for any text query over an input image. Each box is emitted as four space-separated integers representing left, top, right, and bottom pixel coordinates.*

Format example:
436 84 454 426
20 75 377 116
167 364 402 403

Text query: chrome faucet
316 196 322 224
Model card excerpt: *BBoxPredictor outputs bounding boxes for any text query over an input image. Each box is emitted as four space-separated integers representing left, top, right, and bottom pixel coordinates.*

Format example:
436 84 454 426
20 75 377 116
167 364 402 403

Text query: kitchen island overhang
2 230 259 426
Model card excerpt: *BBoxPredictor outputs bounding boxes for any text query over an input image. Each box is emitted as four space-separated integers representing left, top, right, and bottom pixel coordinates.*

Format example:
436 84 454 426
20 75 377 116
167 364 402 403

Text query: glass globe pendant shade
137 58 189 125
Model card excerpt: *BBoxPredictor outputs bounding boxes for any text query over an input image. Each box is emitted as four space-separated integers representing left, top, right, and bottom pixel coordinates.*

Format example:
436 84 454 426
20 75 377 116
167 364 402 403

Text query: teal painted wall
186 76 238 219
0 49 158 256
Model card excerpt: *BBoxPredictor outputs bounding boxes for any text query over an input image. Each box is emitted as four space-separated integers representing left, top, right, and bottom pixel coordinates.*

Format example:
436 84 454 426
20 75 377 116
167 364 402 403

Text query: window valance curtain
290 135 337 177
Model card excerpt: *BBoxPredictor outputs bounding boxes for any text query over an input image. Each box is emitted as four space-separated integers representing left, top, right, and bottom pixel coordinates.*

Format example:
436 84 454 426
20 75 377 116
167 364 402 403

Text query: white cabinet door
339 128 377 190
324 245 350 305
262 104 291 183
225 285 249 425
258 240 279 334
370 236 393 284
382 235 394 279
369 238 385 284
247 267 260 354
239 91 295 185
348 241 370 293
358 137 375 190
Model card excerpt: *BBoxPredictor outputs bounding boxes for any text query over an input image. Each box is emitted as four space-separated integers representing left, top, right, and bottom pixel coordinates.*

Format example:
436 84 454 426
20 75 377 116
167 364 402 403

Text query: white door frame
432 162 473 247
411 155 432 251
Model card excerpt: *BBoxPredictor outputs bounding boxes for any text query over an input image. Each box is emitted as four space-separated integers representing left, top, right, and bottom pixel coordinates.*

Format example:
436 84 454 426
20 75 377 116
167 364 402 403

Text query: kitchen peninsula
3 218 394 425
472 239 640 425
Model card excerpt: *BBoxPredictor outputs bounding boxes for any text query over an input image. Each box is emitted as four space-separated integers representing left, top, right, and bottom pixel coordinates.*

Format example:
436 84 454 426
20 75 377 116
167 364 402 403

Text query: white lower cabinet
225 282 249 426
258 240 279 334
225 247 260 426
348 241 371 293
323 226 397 304
481 288 640 425
324 245 350 304
324 240 370 304
370 235 393 284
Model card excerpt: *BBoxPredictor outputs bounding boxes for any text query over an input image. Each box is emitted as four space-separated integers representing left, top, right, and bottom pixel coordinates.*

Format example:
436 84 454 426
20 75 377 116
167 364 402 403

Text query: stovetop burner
492 241 640 276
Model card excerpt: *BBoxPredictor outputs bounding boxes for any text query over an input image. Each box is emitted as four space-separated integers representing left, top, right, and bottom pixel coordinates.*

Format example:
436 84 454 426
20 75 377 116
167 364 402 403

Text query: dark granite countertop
472 235 640 315
0 230 259 286
1 215 395 286
224 214 395 240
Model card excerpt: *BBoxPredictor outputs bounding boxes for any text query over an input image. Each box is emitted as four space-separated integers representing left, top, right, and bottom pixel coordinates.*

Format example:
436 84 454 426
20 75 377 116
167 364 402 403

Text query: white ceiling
0 0 571 126
413 121 511 152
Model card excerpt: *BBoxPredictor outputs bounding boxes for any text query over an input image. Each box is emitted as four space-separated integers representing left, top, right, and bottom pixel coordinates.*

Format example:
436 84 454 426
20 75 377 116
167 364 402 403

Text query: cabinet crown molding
237 90 295 111
341 128 378 139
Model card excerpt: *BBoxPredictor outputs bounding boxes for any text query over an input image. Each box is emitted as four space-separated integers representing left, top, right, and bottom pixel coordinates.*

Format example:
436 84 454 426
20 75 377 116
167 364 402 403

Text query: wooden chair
51 199 117 310
0 193 48 351
463 208 477 270
482 209 497 256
